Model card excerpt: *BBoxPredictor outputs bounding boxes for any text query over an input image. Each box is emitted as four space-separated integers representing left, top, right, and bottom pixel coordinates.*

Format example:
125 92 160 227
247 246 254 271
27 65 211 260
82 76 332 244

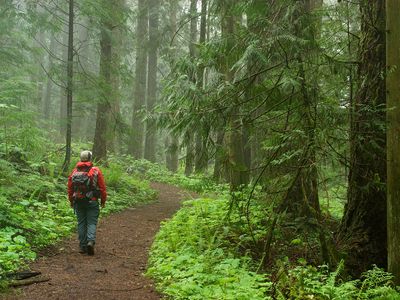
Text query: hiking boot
79 247 87 254
87 241 95 256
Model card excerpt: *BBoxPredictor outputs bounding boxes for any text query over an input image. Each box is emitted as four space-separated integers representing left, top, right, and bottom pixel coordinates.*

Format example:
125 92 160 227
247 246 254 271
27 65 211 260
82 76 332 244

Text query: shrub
147 197 271 300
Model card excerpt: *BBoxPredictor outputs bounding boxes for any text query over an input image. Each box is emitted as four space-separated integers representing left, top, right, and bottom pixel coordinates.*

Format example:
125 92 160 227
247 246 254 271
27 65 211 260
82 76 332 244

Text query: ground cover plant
127 159 229 194
147 197 272 300
147 193 400 299
0 148 156 287
132 162 399 299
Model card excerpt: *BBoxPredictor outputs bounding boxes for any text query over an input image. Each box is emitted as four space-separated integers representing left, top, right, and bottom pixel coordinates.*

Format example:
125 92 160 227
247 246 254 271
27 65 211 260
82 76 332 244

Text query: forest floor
2 182 194 300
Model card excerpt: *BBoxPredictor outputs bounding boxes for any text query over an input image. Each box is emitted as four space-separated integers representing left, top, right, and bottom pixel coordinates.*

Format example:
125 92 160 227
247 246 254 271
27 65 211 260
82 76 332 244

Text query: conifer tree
129 0 148 159
144 0 160 162
386 0 400 285
338 0 387 275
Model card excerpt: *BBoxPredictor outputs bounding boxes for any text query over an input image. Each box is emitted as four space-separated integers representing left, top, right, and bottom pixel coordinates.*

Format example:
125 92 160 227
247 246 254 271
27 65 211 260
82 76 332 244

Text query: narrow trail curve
4 183 194 300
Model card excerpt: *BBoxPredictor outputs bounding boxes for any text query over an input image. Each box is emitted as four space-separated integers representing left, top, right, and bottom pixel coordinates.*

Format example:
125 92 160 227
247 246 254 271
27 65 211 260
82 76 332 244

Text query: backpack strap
77 165 92 172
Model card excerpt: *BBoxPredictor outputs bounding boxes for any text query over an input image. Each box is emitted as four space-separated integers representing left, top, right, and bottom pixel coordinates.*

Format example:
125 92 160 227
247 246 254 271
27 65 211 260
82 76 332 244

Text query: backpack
71 166 95 200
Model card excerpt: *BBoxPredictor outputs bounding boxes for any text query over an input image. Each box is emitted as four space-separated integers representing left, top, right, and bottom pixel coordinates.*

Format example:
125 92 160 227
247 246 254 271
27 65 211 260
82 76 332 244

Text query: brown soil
3 183 195 300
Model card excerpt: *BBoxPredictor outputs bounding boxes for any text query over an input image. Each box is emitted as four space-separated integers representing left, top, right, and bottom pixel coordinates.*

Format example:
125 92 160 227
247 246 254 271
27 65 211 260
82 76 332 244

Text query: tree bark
386 0 400 285
184 0 198 175
129 0 148 159
108 0 125 154
280 0 322 217
213 130 225 182
166 0 179 172
170 136 179 172
338 0 387 275
220 2 247 190
43 34 56 121
194 0 209 174
92 22 112 162
62 0 74 172
71 19 89 140
245 0 268 181
59 26 68 137
184 135 194 176
144 0 160 162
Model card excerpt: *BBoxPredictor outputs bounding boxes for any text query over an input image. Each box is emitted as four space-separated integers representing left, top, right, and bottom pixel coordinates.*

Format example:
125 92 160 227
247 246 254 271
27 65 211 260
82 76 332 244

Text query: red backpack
71 166 94 200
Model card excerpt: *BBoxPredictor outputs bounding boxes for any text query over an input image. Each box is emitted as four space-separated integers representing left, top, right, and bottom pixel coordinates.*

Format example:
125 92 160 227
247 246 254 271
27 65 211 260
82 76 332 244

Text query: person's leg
86 200 100 255
75 201 88 252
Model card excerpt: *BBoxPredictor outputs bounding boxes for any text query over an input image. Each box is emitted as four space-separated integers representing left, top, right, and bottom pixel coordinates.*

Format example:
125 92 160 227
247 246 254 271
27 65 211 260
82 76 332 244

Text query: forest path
4 183 194 300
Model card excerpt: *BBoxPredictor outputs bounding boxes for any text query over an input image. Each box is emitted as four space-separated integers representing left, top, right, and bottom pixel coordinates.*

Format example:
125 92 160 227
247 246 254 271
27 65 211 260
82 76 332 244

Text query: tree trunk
242 123 251 183
194 0 209 174
183 0 198 175
280 0 322 217
43 34 56 121
166 0 179 172
213 130 225 182
338 0 387 276
244 0 268 181
62 0 74 172
59 27 68 137
386 0 400 285
92 24 112 162
144 0 160 162
184 135 194 176
129 0 148 159
108 0 125 154
168 135 179 172
35 31 45 116
220 3 247 190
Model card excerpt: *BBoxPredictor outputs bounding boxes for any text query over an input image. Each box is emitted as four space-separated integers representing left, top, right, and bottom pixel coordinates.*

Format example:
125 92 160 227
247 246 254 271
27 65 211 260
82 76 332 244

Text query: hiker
67 150 107 255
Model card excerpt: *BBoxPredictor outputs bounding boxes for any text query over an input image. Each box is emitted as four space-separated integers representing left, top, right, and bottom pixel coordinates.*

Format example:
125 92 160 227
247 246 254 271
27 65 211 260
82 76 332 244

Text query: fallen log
9 275 50 287
5 271 41 280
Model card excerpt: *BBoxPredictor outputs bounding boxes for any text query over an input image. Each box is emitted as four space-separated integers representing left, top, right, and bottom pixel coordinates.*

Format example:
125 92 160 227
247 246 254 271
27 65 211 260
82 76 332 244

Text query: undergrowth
147 192 400 299
147 197 271 300
126 158 229 194
0 148 156 286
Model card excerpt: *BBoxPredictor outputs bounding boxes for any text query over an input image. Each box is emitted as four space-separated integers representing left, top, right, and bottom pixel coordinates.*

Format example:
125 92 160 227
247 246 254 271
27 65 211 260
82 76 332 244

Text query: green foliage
101 160 157 214
274 261 400 299
0 150 156 284
319 185 346 220
147 189 400 299
127 159 228 194
147 197 271 300
0 160 73 276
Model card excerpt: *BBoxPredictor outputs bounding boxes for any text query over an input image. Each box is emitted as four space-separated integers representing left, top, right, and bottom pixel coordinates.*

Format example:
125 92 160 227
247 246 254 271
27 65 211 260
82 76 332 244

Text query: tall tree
220 1 247 189
62 0 74 172
59 25 68 137
108 0 125 154
143 0 160 162
129 0 148 159
194 0 208 174
281 0 322 218
43 34 56 121
245 0 268 181
386 0 400 285
165 0 179 172
338 0 387 275
92 1 113 162
184 0 198 176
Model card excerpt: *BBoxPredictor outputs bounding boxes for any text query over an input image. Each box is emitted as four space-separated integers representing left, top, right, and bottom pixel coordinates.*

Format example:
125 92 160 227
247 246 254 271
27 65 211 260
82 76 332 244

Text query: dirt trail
4 183 194 300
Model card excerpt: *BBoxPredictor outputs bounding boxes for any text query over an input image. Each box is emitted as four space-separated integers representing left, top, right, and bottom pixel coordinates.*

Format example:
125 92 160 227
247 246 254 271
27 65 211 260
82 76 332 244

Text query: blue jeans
74 200 100 250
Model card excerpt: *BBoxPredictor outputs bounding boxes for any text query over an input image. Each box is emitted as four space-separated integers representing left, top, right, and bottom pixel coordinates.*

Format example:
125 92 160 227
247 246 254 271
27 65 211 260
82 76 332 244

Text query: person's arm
67 172 74 207
96 169 107 208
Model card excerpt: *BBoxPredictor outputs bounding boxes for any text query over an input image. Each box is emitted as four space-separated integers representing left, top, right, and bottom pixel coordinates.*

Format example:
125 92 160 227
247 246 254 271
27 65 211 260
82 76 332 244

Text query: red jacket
68 161 107 206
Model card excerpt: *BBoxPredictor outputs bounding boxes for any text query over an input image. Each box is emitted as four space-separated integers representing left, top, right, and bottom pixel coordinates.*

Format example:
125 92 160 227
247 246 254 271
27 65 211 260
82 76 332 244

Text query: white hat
80 150 92 162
